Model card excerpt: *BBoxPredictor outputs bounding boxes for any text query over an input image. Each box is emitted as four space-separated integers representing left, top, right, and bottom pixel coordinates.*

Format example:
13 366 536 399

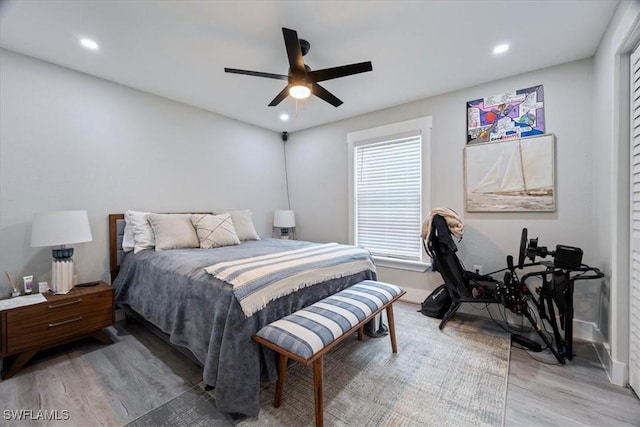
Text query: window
354 134 422 260
348 117 432 271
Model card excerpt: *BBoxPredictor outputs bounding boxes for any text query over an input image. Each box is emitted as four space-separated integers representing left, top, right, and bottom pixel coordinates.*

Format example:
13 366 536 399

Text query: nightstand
0 281 115 379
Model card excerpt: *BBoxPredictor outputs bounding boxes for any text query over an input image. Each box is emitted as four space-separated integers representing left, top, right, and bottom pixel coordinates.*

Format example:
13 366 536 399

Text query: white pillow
229 210 260 241
191 214 241 249
127 211 155 254
122 215 135 253
147 214 199 251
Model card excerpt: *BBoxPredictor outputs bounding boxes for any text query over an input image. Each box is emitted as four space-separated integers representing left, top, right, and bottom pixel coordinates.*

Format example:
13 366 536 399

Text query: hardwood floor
0 321 203 426
506 340 639 426
453 304 640 426
0 302 637 426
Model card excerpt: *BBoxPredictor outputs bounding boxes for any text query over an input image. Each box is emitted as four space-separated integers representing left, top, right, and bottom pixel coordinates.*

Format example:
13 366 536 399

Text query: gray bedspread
112 238 376 417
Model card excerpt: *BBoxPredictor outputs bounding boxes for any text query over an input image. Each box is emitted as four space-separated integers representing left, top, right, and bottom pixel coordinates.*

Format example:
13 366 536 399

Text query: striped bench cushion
255 280 403 361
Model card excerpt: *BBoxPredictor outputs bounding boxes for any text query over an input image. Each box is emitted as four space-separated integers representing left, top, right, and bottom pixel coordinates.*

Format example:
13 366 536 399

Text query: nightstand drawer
6 306 113 354
5 289 114 355
6 291 112 327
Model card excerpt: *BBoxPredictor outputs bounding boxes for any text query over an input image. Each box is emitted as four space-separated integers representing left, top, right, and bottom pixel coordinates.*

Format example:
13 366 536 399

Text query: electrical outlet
473 265 483 275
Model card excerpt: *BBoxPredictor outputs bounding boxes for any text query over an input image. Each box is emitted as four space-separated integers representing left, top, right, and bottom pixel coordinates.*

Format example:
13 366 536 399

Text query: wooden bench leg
357 325 364 341
386 304 398 353
274 354 288 408
313 357 324 427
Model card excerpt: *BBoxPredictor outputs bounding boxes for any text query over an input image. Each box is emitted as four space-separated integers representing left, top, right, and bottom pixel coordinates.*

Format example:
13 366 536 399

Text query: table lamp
31 210 93 293
273 210 296 239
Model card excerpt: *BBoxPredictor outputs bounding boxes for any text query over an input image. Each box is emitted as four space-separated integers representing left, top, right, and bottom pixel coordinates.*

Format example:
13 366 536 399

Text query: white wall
286 59 598 323
592 0 640 386
0 49 286 297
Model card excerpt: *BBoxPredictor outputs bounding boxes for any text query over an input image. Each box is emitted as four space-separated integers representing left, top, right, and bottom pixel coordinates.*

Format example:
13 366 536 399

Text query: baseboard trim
400 287 429 304
572 319 604 342
610 359 629 387
593 340 628 387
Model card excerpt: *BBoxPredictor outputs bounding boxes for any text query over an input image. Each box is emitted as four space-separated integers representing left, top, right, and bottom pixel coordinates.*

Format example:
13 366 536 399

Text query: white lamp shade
273 210 296 228
31 210 93 247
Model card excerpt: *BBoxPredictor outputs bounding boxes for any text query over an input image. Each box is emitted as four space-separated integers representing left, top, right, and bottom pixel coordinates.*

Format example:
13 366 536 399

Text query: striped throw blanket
205 243 376 317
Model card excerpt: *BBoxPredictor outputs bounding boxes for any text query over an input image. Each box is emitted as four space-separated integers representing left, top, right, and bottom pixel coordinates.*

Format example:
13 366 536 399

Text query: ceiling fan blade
268 86 290 106
225 68 288 81
308 61 373 83
311 83 343 107
282 28 306 75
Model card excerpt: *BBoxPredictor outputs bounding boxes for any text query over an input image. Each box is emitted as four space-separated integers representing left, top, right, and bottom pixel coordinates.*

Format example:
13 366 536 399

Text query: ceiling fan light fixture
289 84 311 99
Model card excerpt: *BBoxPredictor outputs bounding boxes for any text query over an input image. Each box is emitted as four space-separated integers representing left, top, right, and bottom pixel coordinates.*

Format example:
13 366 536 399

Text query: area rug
127 303 510 427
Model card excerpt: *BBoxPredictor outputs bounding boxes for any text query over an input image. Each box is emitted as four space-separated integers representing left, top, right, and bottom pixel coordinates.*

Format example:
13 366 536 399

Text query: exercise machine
426 213 603 364
507 229 604 363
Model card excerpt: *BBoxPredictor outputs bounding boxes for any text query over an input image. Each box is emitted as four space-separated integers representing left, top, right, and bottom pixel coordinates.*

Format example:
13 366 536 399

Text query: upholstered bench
253 280 405 427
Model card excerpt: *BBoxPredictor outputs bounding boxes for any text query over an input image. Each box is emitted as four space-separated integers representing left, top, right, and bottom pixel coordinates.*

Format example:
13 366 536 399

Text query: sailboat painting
465 134 555 212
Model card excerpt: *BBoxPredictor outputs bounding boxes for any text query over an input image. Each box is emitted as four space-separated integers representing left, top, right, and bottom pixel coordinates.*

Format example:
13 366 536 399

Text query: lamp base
51 259 74 294
278 227 296 240
52 247 74 260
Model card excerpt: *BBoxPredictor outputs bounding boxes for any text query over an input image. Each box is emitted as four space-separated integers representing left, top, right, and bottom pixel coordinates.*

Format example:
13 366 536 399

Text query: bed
108 213 376 417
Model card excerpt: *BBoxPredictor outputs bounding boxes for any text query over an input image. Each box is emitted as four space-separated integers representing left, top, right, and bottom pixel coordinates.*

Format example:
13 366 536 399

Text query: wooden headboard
108 214 125 283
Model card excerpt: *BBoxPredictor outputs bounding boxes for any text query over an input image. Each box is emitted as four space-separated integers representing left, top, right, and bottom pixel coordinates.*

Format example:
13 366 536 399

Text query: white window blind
354 133 422 261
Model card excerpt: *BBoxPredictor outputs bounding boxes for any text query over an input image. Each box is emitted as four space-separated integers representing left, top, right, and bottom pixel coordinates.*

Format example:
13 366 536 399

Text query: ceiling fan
224 27 373 107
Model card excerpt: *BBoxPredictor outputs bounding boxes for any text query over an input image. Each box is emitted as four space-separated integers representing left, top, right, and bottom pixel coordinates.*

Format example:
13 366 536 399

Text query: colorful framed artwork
467 85 544 143
464 134 555 212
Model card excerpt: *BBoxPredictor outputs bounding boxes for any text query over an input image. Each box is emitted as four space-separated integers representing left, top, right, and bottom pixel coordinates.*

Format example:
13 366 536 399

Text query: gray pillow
147 213 199 251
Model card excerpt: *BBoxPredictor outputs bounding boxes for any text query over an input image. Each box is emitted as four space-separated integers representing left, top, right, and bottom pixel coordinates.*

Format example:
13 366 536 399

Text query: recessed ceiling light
280 113 290 121
80 38 99 50
493 44 509 55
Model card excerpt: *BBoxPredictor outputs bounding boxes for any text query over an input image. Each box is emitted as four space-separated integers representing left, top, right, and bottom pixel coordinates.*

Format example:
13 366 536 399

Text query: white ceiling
0 0 618 133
